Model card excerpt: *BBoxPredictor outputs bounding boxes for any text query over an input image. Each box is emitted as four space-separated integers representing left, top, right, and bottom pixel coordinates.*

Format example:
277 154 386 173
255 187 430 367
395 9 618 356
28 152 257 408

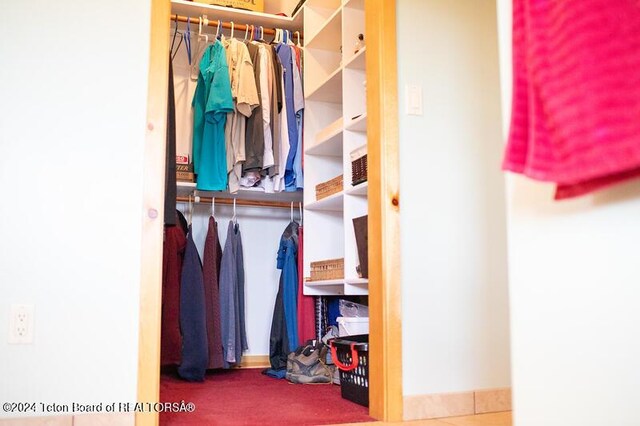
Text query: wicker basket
350 146 368 186
316 175 343 201
309 258 345 281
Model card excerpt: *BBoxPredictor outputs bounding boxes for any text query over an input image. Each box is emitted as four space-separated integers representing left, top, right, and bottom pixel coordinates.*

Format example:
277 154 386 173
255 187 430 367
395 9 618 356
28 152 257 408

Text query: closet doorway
136 0 402 424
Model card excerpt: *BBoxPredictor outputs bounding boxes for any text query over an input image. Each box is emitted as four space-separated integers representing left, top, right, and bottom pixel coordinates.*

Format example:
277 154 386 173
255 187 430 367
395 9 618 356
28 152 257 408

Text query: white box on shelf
337 316 369 337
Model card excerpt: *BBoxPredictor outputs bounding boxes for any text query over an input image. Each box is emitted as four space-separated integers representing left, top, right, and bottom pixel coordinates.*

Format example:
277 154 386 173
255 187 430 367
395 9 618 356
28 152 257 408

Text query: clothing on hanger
223 37 259 193
178 225 208 382
164 57 178 226
203 215 224 369
192 41 234 191
296 225 315 343
243 41 266 174
219 220 248 367
160 210 187 366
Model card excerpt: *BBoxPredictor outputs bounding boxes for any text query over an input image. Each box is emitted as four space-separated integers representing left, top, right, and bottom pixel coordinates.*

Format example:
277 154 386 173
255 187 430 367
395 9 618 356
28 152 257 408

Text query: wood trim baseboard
404 388 512 421
365 0 403 422
136 0 171 426
237 355 271 369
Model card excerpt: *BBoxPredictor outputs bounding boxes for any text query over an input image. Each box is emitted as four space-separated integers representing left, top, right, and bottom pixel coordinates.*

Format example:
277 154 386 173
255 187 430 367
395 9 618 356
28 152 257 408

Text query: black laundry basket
329 334 369 407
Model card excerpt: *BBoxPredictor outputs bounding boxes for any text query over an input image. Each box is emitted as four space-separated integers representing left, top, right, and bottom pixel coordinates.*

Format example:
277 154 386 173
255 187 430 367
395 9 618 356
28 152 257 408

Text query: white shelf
176 181 303 203
345 277 368 284
305 8 342 51
305 279 345 286
345 113 367 132
171 0 303 32
305 190 344 211
306 120 343 156
344 46 366 70
346 181 368 196
306 67 343 103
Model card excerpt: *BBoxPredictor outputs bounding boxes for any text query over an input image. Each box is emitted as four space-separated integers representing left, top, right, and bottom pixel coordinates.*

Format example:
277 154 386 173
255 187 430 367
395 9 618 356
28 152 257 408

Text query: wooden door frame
136 0 403 424
137 0 170 425
365 0 403 421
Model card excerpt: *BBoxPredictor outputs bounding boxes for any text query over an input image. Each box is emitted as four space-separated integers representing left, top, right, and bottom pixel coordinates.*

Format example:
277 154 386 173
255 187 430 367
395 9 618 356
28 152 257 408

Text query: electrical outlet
8 304 34 344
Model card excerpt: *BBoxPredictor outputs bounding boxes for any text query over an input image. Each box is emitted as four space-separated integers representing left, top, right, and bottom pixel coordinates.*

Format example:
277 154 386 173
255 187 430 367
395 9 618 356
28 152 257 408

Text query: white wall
497 1 640 425
177 203 296 356
397 0 511 396
0 0 151 416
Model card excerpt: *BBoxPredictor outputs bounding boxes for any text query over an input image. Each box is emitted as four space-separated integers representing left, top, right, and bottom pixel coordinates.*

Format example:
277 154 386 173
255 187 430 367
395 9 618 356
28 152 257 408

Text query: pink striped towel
503 0 640 200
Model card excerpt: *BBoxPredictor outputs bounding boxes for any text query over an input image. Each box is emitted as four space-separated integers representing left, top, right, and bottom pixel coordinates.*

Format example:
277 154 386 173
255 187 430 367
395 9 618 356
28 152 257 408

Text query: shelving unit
303 0 368 296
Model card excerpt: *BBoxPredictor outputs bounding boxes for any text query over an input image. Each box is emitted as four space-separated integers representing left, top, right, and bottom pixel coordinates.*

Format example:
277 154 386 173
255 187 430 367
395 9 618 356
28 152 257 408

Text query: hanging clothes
219 220 248 368
290 44 304 191
273 62 291 193
278 221 299 353
161 210 187 366
503 0 640 200
202 216 224 370
297 225 315 343
192 41 234 191
178 226 208 381
276 43 298 192
223 37 260 193
243 42 265 174
265 221 299 379
164 57 177 226
265 273 290 378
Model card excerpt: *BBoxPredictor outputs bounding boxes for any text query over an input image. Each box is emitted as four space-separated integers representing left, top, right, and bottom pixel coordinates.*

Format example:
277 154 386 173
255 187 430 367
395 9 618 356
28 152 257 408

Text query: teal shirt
192 41 234 191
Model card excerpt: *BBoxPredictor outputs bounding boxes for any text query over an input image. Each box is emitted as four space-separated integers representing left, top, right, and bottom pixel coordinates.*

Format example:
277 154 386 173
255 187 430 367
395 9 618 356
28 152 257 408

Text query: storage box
337 316 369 337
350 146 367 186
329 334 369 407
315 175 343 201
193 0 264 12
309 258 344 281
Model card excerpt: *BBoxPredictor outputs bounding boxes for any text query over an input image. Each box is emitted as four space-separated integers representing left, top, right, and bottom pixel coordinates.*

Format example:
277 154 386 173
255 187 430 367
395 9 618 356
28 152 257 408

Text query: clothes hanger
215 19 222 40
211 197 215 217
199 15 209 44
230 21 234 39
243 23 249 41
296 31 301 48
299 202 303 226
232 198 237 225
183 17 192 65
188 194 193 227
170 15 184 60
290 202 294 223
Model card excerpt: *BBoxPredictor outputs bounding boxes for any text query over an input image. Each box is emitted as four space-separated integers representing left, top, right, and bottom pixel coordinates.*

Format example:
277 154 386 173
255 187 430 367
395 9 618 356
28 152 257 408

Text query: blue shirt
192 41 234 191
276 44 298 189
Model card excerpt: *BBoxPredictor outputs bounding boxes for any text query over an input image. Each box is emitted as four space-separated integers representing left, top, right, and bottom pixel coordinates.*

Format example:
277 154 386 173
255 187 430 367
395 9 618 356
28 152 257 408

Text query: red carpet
159 368 373 426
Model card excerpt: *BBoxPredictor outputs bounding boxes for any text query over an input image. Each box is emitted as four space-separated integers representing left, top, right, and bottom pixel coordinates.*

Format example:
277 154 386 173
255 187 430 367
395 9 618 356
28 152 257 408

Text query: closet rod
170 14 303 39
176 195 298 209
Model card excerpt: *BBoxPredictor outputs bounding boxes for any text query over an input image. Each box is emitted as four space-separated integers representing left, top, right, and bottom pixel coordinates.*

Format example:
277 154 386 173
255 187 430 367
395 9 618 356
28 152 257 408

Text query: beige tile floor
336 411 512 426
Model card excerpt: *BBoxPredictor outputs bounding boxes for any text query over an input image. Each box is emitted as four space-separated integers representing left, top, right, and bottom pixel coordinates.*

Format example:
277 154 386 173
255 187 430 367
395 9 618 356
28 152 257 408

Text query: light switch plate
406 84 423 116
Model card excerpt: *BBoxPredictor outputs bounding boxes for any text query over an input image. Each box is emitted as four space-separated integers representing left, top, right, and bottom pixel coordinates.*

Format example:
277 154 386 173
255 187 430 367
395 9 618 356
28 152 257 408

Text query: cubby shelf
344 47 366 70
304 8 342 51
305 191 344 211
345 113 367 132
306 67 343 103
346 181 368 196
